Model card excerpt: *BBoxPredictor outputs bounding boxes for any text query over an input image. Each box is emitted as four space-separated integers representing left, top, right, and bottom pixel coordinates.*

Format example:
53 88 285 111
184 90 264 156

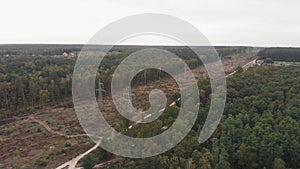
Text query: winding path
55 141 101 169
26 116 98 169
29 116 87 138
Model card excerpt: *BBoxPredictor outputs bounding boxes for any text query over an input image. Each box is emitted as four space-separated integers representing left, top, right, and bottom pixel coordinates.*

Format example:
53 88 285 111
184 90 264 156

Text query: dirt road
55 141 101 169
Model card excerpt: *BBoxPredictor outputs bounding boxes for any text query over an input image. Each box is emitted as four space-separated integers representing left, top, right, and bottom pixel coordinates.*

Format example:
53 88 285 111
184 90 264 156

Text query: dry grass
0 108 93 169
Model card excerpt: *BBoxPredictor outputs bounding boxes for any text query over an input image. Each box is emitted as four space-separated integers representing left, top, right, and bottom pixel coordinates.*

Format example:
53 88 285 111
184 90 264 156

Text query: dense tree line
0 45 256 59
100 66 299 169
0 44 83 56
0 56 75 118
258 48 300 62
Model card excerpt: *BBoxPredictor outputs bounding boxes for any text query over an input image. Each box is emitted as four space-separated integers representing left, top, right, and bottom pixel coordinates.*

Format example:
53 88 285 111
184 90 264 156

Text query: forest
0 55 75 119
82 66 300 169
0 47 198 119
0 45 254 119
258 48 300 62
2 45 298 169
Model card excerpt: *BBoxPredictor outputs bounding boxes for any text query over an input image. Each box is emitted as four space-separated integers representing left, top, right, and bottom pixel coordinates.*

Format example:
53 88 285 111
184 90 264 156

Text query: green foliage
79 147 111 168
265 57 274 64
82 154 96 169
258 47 300 62
236 66 244 73
0 55 74 118
117 66 300 169
64 142 71 147
273 158 286 169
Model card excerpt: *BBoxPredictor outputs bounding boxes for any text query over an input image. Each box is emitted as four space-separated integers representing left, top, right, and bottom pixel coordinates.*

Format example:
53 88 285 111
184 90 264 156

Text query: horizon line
0 42 299 48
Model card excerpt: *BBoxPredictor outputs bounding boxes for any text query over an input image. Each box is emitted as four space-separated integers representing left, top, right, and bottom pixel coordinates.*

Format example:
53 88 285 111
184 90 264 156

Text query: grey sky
0 0 299 46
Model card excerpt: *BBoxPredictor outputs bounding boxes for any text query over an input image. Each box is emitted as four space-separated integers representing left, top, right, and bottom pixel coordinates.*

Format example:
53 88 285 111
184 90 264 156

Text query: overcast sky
0 0 299 46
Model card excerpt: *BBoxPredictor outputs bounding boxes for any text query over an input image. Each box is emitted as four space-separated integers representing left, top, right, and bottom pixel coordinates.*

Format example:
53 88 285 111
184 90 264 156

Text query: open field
0 107 93 168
